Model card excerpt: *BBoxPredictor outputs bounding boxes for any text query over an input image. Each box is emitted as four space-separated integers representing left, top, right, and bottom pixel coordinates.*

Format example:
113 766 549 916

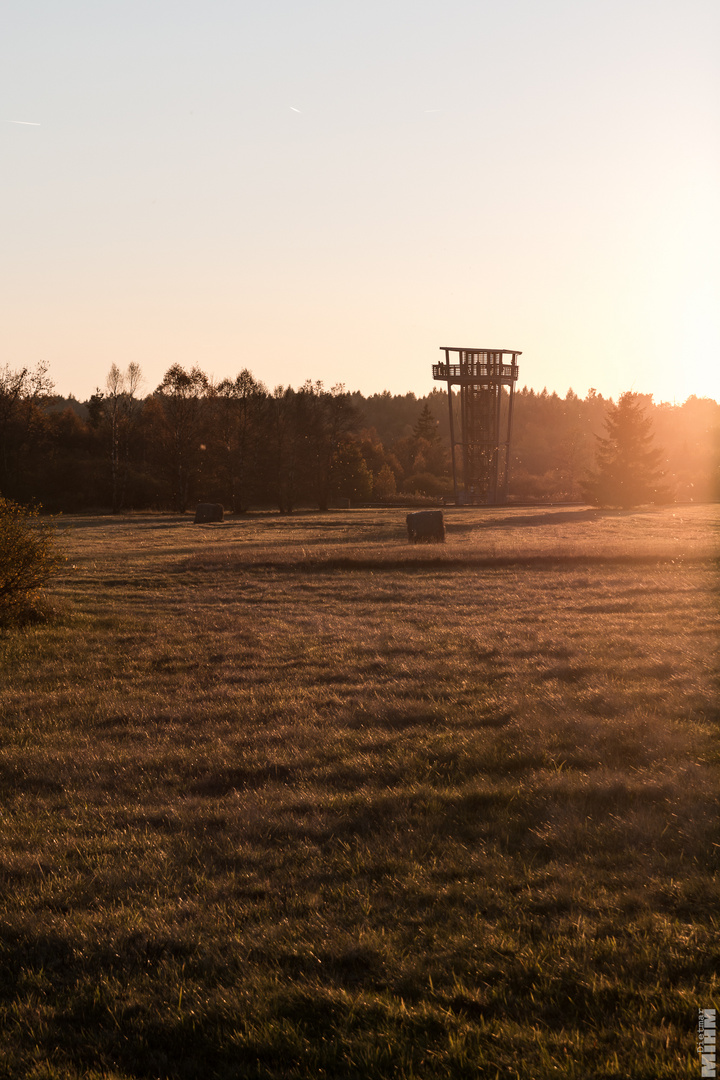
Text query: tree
413 401 440 444
265 385 303 513
95 363 143 511
212 370 266 512
42 407 102 511
373 462 397 500
0 497 62 623
0 364 54 499
329 442 373 504
303 382 359 511
581 392 671 508
154 365 209 511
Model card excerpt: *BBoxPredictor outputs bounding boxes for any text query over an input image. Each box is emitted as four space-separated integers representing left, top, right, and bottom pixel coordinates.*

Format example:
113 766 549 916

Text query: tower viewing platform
433 346 521 506
432 348 520 384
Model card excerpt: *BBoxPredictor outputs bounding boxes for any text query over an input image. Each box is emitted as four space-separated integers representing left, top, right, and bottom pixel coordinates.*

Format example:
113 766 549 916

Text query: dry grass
0 504 718 1078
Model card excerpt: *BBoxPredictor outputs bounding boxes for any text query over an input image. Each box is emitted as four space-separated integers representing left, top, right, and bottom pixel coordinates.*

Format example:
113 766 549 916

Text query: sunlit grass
0 504 717 1078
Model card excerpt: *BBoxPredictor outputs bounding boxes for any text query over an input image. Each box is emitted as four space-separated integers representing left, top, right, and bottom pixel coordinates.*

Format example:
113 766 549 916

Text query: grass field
0 504 718 1078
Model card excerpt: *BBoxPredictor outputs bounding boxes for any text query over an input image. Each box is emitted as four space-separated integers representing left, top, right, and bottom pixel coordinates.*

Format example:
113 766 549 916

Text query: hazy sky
3 0 719 403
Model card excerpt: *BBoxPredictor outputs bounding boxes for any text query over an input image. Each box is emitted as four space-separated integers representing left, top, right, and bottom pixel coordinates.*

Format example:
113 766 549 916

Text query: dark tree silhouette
266 385 304 514
305 382 359 511
3 358 718 512
154 365 209 512
0 364 54 499
329 440 373 504
581 392 670 508
212 370 266 512
94 363 143 512
413 401 440 444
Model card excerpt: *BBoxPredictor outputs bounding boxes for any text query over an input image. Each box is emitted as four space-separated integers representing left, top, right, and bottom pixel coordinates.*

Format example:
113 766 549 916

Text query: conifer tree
581 392 670 508
413 402 440 443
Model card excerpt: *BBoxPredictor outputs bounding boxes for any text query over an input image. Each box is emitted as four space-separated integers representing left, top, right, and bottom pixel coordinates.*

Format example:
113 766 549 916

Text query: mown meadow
0 504 718 1078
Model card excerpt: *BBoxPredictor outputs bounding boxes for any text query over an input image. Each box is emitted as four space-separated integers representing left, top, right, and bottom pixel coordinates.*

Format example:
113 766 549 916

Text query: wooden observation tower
433 347 521 505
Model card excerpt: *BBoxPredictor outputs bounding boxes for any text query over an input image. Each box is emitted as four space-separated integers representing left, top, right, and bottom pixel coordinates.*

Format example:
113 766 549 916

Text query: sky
2 0 719 405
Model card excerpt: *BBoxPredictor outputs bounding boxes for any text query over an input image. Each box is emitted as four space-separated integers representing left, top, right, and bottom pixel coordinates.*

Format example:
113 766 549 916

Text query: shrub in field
0 498 61 621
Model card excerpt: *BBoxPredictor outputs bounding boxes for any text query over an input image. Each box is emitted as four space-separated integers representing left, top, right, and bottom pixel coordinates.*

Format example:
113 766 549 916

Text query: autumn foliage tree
0 497 62 623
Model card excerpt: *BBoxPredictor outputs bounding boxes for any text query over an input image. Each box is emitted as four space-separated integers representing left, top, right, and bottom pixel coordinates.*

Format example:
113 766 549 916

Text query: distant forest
0 363 717 512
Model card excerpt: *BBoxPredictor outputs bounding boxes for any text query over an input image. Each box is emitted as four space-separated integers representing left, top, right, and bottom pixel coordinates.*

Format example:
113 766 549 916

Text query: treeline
0 362 718 512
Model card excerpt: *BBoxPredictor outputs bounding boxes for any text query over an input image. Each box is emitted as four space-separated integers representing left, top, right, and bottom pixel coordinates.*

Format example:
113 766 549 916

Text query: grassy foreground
0 504 718 1079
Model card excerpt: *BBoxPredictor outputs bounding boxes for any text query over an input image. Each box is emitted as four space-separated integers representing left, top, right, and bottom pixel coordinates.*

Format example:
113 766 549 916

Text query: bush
0 498 62 622
403 471 453 500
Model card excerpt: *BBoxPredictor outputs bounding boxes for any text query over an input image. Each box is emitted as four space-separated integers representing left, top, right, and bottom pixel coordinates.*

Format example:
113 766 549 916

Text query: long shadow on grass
448 507 609 532
0 927 250 1078
0 924 482 1078
181 551 714 576
448 506 668 533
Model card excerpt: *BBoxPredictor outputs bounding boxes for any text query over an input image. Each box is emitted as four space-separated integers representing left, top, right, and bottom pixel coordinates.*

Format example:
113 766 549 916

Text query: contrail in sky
7 120 41 125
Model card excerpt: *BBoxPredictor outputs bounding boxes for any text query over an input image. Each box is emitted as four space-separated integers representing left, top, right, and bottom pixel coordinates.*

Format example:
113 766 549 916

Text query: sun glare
679 284 720 401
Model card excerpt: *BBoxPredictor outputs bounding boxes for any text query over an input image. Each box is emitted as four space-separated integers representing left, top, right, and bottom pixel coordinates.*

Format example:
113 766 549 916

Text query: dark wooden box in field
406 510 445 543
194 503 224 524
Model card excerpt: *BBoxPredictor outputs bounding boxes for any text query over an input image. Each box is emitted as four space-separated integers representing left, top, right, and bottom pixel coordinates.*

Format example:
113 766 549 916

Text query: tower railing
432 362 519 381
